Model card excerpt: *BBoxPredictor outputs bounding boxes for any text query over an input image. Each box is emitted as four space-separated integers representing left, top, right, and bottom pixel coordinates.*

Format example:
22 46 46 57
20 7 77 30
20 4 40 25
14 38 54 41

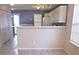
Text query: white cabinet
34 14 42 26
49 6 67 23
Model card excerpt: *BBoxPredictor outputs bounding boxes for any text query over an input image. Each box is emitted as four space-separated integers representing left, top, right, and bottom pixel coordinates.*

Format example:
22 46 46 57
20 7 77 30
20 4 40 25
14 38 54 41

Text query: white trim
18 48 64 50
70 40 79 47
64 49 70 55
17 26 66 29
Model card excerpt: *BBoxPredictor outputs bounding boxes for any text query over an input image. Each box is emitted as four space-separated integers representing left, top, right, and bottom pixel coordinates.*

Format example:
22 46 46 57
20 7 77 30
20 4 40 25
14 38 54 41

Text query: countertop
15 26 67 29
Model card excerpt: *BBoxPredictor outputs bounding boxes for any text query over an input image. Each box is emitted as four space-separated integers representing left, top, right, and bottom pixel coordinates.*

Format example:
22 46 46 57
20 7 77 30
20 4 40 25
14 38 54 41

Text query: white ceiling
11 4 57 10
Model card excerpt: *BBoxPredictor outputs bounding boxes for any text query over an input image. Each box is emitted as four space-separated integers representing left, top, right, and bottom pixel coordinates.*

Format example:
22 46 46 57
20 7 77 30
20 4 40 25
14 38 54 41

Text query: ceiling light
32 4 52 10
11 8 14 10
10 4 14 6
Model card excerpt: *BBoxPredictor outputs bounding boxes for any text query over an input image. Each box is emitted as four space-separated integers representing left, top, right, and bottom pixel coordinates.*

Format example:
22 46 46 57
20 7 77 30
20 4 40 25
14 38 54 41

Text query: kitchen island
17 26 66 49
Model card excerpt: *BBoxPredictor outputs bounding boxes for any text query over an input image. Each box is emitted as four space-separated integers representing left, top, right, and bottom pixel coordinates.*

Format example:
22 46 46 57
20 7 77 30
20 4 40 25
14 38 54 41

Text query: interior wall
17 27 66 49
0 5 13 47
64 4 79 55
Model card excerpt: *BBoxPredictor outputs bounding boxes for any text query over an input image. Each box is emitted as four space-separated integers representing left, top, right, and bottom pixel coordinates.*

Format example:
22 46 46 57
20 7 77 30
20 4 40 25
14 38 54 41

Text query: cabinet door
34 14 42 26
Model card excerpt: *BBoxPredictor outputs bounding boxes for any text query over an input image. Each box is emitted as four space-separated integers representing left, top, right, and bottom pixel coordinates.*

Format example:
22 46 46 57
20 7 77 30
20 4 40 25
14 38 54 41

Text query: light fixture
11 8 14 10
10 4 14 6
32 4 52 10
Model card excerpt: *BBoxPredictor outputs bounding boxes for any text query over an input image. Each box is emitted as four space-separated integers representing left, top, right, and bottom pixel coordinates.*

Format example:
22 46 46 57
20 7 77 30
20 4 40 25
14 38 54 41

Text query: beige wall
0 5 13 47
17 27 66 49
64 4 79 55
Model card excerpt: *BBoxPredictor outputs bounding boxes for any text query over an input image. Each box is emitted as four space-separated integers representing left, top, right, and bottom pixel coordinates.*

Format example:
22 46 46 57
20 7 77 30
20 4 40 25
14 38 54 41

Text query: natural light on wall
13 14 20 34
70 4 79 47
14 14 20 26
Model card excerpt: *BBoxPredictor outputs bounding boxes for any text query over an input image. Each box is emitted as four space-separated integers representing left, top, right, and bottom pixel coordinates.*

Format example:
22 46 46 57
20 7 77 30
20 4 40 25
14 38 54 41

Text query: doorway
12 14 20 37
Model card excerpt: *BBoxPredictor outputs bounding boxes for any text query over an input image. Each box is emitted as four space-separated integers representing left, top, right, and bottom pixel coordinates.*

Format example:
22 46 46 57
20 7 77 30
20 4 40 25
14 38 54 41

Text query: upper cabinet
43 5 68 26
34 14 42 26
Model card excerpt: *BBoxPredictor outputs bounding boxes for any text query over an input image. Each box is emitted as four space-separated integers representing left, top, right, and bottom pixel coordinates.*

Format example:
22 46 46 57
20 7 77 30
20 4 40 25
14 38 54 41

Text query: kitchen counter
17 26 67 29
17 25 67 49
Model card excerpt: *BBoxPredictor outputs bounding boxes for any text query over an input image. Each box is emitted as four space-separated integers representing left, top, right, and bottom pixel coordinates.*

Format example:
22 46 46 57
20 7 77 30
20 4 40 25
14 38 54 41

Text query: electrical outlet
33 41 36 45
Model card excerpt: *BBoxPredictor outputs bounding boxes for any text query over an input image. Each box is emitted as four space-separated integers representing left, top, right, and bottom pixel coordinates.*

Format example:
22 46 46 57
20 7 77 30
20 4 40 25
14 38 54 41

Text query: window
14 14 20 26
13 14 20 34
70 4 79 47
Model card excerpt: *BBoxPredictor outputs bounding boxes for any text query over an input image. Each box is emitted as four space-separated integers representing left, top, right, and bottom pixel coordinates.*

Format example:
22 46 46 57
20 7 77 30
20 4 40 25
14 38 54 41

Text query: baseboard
3 39 11 44
18 48 64 50
0 39 11 48
64 49 70 55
